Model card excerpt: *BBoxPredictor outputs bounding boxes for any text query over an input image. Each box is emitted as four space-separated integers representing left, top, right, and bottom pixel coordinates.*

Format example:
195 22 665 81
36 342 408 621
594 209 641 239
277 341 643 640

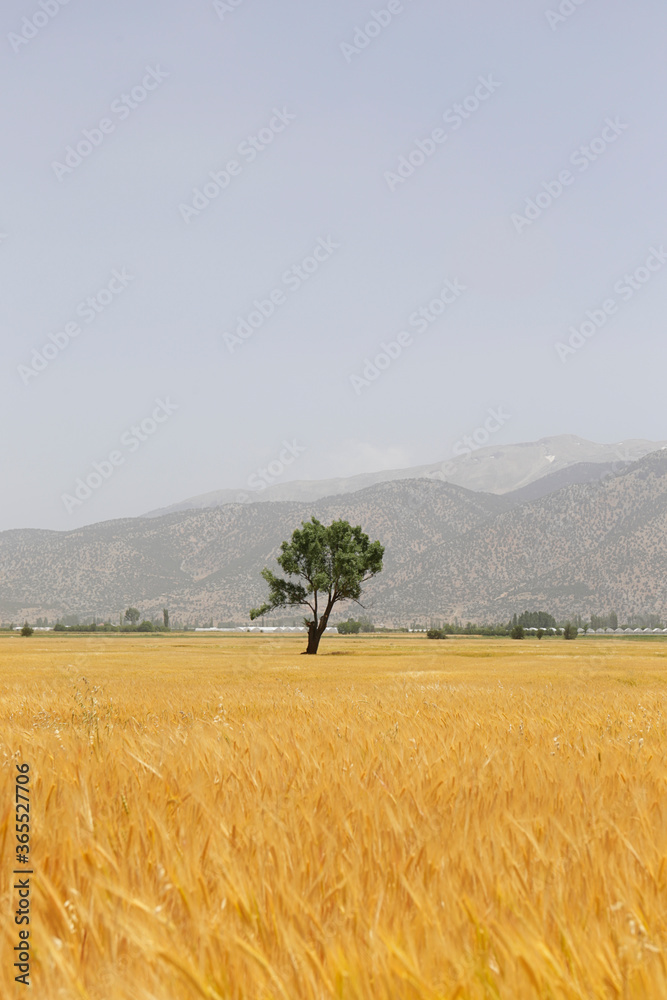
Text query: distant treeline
3 607 666 634
53 622 168 633
425 610 665 633
0 622 169 633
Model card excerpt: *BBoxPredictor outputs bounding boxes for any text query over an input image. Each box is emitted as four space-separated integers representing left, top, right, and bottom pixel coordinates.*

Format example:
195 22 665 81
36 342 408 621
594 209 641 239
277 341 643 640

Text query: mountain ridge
2 448 667 625
143 435 667 516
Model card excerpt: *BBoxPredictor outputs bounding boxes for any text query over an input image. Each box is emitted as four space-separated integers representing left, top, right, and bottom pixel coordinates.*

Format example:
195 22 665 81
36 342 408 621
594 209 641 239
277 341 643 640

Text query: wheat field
1 633 666 999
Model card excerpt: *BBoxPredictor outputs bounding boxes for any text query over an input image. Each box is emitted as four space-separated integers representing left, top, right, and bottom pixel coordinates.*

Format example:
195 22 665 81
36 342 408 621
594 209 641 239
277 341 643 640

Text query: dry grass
1 633 666 999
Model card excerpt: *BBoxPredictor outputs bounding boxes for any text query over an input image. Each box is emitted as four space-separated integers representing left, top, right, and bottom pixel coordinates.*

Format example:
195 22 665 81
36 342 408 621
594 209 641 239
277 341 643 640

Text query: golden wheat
1 633 666 999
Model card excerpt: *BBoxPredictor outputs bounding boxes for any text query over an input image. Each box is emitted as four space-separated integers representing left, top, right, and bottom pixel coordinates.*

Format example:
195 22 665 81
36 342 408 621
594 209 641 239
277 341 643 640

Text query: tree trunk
303 596 336 654
304 621 322 654
304 618 331 654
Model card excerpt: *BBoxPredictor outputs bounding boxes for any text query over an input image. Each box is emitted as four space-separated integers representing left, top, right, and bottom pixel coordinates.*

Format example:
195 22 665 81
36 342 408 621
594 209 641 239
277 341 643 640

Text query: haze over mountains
2 438 667 626
145 436 666 515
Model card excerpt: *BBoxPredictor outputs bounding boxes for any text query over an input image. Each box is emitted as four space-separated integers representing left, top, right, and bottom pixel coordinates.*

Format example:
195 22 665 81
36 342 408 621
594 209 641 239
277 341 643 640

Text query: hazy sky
2 0 667 530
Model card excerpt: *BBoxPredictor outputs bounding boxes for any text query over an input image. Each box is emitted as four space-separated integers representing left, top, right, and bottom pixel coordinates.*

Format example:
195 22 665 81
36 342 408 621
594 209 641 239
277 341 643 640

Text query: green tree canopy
250 517 384 654
337 617 375 634
124 607 140 625
517 610 557 629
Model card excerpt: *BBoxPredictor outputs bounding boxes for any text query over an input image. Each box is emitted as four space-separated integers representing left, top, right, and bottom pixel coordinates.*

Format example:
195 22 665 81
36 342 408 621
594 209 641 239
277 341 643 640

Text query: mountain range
144 435 665 514
2 438 666 625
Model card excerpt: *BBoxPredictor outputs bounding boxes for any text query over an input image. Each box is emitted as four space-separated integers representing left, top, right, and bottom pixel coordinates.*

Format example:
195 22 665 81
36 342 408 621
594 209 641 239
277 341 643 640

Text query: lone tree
250 517 384 654
124 607 140 625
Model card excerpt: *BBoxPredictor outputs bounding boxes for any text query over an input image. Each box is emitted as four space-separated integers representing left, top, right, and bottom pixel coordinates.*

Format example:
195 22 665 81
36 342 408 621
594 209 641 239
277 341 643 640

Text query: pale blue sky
2 0 666 529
